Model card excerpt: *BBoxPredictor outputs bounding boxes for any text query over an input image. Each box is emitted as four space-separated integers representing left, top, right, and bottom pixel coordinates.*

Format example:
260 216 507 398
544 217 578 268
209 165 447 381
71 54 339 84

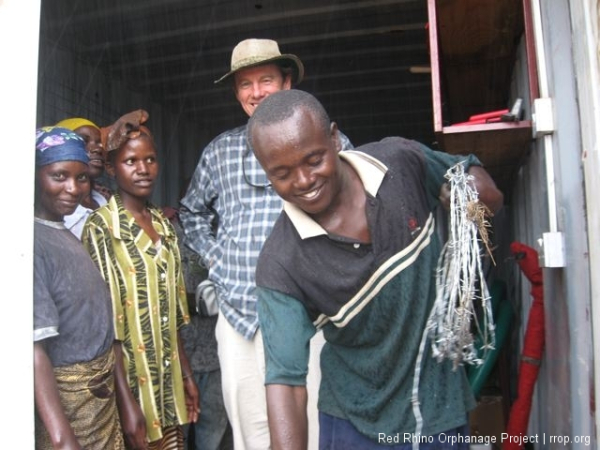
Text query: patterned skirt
35 349 125 449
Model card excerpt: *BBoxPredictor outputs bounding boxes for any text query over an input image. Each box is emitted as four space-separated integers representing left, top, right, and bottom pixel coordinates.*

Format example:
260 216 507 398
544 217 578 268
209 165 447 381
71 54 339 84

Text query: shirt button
353 243 360 249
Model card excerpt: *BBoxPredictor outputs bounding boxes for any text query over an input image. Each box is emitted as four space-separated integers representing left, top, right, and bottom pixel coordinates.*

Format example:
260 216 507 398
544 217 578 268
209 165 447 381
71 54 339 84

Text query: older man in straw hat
180 39 353 449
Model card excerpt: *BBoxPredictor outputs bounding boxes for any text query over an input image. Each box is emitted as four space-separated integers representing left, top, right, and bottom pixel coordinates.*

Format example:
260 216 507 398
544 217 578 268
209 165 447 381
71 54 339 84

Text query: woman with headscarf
33 126 124 449
82 114 199 450
55 117 112 239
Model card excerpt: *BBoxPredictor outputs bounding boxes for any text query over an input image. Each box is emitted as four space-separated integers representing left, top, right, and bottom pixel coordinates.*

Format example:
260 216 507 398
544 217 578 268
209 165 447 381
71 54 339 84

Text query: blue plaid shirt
180 124 353 339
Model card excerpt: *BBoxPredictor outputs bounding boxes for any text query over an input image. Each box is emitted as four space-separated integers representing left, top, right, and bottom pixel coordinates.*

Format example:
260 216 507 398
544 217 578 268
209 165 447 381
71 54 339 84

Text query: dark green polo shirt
256 137 478 442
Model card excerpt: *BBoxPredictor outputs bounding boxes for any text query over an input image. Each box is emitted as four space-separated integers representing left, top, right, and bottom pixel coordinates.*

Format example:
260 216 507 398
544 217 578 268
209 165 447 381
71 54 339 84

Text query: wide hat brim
214 54 304 85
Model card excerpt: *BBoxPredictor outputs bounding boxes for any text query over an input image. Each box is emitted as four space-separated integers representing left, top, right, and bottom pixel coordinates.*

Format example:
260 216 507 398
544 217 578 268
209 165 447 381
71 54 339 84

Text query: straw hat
214 38 304 85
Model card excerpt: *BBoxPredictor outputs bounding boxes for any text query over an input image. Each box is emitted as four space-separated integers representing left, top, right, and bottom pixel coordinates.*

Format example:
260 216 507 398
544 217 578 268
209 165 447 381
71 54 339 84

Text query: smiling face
107 134 158 206
234 63 292 117
35 160 90 221
252 108 342 216
74 125 105 179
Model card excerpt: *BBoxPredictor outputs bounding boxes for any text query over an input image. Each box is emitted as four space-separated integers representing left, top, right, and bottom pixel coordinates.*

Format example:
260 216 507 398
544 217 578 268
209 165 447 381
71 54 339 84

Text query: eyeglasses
242 147 271 188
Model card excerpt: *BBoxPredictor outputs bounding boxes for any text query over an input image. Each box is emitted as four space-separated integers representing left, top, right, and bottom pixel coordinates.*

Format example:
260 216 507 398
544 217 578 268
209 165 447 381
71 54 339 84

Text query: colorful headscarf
55 117 100 131
35 126 89 167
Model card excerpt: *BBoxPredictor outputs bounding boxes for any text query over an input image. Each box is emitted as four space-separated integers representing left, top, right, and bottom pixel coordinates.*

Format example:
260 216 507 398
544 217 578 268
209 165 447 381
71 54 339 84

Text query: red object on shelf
450 109 509 127
451 118 487 126
469 109 509 121
452 117 503 126
503 242 545 450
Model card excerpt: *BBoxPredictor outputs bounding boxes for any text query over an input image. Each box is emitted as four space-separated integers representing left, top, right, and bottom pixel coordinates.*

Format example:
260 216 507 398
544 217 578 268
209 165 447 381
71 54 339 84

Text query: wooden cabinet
427 0 537 193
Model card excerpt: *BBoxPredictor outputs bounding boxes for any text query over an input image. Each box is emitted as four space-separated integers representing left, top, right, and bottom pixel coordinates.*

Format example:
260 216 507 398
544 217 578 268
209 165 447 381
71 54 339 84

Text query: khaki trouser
216 311 324 450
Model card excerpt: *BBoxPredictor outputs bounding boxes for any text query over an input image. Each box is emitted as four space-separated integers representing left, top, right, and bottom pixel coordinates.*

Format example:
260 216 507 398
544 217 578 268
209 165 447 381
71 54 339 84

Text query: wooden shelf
436 120 532 192
427 0 535 193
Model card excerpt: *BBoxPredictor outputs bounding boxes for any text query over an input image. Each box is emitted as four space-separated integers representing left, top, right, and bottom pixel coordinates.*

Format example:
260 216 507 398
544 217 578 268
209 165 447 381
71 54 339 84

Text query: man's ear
282 74 292 90
330 122 341 152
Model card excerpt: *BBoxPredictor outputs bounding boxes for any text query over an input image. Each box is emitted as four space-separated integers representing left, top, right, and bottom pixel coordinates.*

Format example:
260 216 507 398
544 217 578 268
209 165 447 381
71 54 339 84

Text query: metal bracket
501 98 523 122
537 231 566 268
532 97 555 137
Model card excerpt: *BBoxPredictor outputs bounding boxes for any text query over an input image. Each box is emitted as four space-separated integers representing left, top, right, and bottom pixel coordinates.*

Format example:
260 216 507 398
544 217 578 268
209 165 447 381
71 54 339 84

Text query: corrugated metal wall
569 0 600 440
507 0 595 447
36 40 210 207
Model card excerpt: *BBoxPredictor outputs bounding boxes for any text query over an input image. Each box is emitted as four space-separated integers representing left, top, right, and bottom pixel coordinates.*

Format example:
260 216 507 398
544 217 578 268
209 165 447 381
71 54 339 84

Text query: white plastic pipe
531 0 559 233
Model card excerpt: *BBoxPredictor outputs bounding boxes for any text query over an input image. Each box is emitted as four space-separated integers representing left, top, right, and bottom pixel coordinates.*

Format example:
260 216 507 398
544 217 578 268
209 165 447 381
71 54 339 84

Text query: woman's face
35 161 90 221
74 125 105 179
108 134 159 203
